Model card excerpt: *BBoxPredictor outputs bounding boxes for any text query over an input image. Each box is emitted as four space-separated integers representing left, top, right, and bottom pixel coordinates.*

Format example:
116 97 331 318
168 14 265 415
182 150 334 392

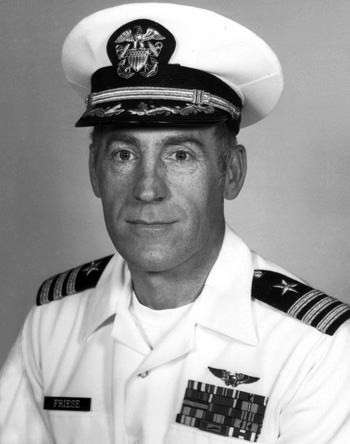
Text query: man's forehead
96 124 220 143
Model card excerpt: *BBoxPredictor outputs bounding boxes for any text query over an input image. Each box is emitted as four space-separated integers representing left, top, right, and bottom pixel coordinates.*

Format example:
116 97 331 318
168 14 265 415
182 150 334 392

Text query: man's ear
89 144 101 198
223 144 247 200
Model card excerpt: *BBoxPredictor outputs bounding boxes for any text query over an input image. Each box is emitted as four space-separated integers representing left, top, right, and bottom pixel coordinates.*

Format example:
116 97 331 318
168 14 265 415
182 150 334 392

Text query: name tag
44 397 91 411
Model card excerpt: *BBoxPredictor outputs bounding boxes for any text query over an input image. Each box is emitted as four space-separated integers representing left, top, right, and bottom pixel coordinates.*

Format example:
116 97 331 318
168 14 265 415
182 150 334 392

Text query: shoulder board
36 255 114 306
252 270 350 336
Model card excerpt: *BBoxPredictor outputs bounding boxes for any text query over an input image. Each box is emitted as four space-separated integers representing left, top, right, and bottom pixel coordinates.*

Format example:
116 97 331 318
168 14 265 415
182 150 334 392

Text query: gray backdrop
1 0 350 365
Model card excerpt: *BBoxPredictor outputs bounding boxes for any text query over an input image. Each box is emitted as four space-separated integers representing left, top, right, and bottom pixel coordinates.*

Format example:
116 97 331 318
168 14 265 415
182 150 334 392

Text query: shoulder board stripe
287 289 323 318
53 270 70 300
39 275 56 305
301 297 337 324
318 304 350 333
253 270 350 335
66 265 83 295
36 255 114 306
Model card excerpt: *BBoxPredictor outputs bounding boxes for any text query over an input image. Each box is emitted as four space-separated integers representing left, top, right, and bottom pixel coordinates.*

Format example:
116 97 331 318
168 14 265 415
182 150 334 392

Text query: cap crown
62 3 283 129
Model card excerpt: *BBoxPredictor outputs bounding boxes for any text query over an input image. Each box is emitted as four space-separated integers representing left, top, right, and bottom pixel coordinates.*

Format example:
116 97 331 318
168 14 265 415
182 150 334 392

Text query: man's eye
174 150 189 161
115 150 135 161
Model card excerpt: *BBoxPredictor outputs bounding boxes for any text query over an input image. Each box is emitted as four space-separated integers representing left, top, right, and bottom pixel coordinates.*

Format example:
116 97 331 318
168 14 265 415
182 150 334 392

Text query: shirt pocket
47 411 113 444
165 423 270 444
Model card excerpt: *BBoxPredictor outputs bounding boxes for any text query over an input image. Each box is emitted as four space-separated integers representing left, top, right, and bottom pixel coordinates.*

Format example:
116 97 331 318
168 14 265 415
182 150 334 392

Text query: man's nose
132 159 168 203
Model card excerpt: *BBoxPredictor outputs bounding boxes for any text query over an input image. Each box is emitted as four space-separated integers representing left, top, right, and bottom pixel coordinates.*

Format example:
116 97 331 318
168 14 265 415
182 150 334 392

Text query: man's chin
124 253 183 274
113 238 189 273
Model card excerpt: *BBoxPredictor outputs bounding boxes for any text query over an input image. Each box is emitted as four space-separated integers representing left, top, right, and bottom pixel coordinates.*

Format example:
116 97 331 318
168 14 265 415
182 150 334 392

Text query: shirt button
138 371 149 378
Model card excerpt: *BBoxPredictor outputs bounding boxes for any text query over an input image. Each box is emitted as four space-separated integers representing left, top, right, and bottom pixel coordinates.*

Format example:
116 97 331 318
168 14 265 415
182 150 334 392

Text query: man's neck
128 230 225 310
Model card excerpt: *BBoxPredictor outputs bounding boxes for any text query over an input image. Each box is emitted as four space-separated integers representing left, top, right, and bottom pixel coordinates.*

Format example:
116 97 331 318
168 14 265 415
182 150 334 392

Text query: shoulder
252 268 350 336
36 255 114 306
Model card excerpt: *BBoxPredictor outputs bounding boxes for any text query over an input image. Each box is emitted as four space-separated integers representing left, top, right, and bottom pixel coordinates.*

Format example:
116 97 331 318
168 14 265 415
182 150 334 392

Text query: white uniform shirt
129 291 194 349
1 226 350 444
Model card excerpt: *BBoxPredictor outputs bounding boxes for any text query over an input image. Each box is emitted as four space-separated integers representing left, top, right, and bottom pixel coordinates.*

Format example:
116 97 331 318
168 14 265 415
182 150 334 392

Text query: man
0 3 349 444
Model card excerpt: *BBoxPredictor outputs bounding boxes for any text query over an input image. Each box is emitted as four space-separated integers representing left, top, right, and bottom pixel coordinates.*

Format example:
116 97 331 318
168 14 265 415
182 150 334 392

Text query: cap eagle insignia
114 25 165 79
208 367 260 388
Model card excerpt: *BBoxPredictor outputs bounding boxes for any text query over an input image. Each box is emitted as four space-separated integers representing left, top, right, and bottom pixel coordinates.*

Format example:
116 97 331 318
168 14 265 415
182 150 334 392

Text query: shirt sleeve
0 311 54 444
277 322 350 443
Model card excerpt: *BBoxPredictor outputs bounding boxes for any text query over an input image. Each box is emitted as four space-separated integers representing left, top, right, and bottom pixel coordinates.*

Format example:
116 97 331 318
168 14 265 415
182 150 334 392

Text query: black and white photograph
1 1 349 442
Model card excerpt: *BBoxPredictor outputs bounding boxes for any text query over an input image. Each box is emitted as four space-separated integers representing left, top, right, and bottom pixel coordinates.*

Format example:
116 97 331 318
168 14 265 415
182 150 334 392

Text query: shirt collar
195 225 258 346
81 254 133 341
82 225 258 346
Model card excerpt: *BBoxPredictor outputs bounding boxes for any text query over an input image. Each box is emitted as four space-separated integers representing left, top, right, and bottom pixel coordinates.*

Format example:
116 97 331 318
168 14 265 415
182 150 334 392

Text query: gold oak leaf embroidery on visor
129 102 216 116
83 87 241 121
83 102 216 118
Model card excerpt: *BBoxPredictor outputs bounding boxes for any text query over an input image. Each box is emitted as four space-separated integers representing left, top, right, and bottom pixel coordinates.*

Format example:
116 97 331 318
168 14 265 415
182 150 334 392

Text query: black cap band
76 64 242 132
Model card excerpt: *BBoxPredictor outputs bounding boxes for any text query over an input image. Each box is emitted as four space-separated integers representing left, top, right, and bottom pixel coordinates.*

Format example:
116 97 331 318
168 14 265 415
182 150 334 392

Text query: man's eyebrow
104 133 140 151
103 133 205 152
162 135 205 149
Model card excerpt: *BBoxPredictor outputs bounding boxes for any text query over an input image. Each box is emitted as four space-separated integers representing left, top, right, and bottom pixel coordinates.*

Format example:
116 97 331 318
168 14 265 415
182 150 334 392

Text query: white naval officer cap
62 2 283 134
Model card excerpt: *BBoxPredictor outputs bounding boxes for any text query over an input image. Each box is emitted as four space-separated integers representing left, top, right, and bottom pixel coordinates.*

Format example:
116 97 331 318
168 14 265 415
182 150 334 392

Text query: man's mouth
127 220 175 225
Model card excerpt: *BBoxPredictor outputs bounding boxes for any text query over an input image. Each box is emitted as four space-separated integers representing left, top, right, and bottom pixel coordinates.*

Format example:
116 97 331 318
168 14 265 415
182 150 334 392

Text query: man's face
89 125 242 273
